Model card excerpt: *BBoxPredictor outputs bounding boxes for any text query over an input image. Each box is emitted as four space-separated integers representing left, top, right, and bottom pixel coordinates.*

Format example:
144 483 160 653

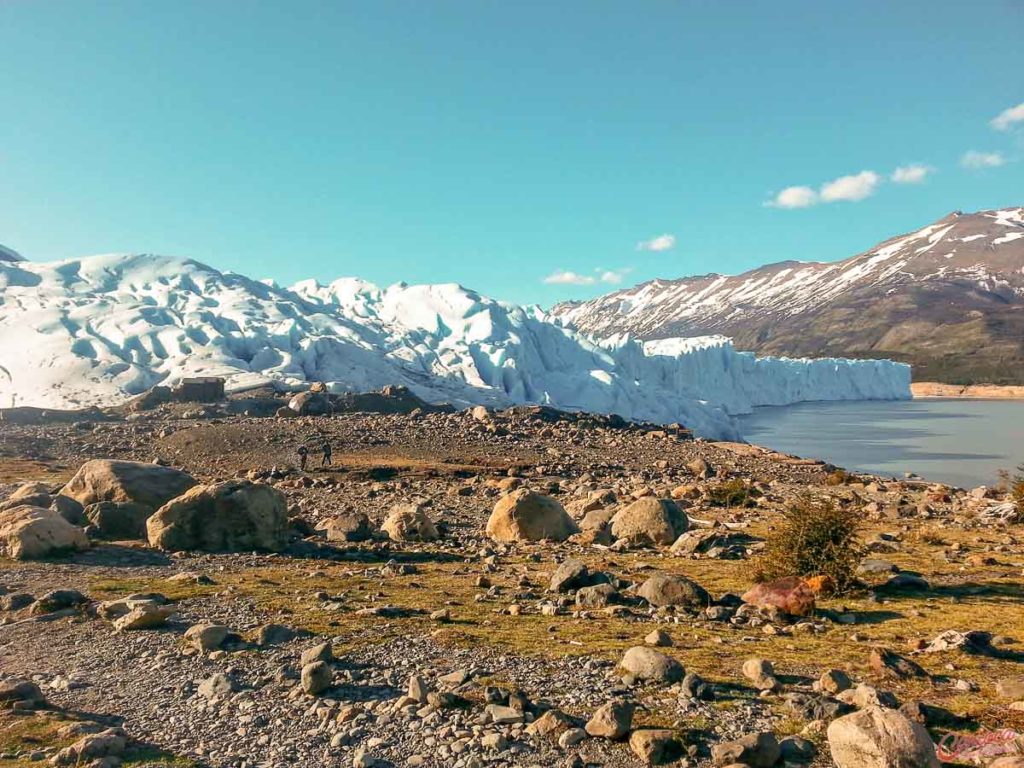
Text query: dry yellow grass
84 516 1024 732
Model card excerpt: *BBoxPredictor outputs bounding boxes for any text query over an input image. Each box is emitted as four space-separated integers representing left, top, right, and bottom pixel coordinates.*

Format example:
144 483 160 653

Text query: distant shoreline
911 382 1024 399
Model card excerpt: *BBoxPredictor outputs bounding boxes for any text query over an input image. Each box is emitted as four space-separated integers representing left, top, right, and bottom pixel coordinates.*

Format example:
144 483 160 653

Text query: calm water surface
737 399 1024 489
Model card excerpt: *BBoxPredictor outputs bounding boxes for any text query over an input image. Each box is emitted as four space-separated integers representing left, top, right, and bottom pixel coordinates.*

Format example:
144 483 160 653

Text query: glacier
0 252 911 439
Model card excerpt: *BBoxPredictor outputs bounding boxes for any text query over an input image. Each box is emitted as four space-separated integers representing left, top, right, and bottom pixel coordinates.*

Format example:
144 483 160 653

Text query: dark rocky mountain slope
553 208 1024 383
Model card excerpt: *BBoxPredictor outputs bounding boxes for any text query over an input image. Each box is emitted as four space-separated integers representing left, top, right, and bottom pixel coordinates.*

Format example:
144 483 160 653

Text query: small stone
742 658 779 691
197 673 235 700
184 623 230 652
711 732 781 768
645 629 673 647
630 729 683 765
486 704 525 724
300 642 334 666
818 669 853 694
301 661 332 695
559 728 587 748
585 699 633 740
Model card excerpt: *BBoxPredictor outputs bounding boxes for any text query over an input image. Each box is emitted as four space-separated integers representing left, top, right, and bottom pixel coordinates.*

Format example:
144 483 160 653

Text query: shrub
997 464 1024 515
705 479 760 508
754 495 864 593
825 469 852 486
915 529 947 547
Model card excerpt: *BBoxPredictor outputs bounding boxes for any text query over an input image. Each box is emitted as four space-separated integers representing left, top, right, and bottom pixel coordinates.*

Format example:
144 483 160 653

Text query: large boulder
146 480 288 552
827 707 939 768
184 623 230 652
288 391 332 416
0 482 53 512
549 559 590 592
637 573 710 609
486 490 579 542
381 504 439 542
0 679 46 707
610 498 688 546
61 460 197 514
50 495 85 525
0 506 89 560
620 646 685 684
9 482 53 502
51 728 127 766
84 501 151 539
321 512 372 543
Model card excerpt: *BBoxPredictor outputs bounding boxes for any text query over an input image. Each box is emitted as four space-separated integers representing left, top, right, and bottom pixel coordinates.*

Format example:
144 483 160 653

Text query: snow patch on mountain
553 207 1024 338
0 252 910 439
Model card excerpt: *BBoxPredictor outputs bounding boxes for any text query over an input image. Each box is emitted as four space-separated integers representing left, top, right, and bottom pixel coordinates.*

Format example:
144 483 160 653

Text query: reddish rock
741 576 816 617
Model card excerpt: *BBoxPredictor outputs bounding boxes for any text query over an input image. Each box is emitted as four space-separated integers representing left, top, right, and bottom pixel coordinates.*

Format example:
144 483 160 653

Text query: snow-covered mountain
553 208 1024 384
0 251 910 439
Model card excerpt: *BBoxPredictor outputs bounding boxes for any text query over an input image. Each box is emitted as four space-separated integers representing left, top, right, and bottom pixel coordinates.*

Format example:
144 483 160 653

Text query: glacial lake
737 398 1024 489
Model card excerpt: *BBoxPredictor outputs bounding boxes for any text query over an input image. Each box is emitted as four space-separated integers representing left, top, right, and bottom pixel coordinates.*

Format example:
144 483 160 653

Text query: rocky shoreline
911 382 1024 399
1 399 1022 768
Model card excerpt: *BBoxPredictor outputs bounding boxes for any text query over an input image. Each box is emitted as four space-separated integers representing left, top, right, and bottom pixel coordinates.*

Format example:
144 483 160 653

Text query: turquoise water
737 399 1024 489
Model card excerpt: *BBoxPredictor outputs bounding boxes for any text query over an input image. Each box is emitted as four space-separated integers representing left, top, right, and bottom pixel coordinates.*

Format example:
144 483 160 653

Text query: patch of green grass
0 712 196 768
705 479 760 508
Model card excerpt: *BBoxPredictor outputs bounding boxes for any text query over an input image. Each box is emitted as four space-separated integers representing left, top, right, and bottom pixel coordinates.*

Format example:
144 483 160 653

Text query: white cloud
819 170 880 202
766 185 818 209
598 267 633 284
544 266 634 287
961 150 1005 169
891 164 933 184
543 270 596 286
991 102 1024 131
636 234 676 252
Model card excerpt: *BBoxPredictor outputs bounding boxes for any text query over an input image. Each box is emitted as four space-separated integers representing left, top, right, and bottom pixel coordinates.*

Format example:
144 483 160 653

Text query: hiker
297 444 308 471
321 440 332 467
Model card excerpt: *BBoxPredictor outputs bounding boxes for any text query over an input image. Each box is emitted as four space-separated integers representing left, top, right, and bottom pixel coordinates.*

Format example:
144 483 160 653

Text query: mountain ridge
552 207 1024 384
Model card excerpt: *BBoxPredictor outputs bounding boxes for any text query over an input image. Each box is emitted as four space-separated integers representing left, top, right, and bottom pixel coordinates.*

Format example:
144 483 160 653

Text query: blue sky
1 1 1022 306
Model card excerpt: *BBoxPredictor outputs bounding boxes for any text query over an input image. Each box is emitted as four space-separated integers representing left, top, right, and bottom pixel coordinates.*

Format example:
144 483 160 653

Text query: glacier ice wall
0 253 911 439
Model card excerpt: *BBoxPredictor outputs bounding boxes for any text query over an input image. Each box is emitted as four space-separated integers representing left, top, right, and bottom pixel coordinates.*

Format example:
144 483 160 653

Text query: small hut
171 377 226 403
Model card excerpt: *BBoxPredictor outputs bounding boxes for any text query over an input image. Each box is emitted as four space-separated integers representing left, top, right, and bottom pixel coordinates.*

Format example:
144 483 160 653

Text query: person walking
321 440 332 467
297 444 308 471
